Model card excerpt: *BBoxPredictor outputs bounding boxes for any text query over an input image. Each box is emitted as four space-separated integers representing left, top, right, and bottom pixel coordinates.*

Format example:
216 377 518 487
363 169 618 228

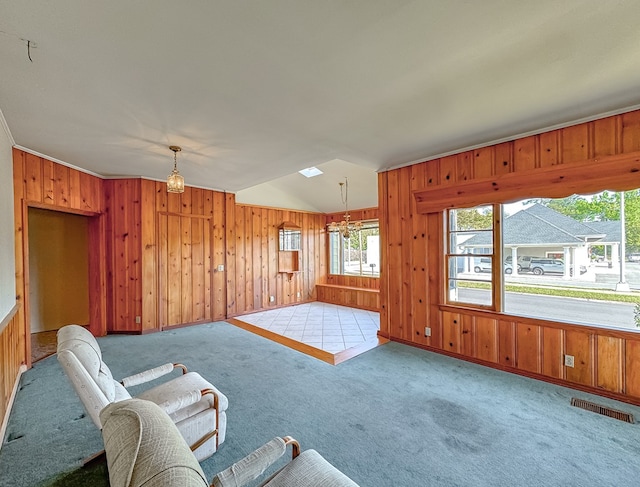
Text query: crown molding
14 145 104 178
0 108 15 146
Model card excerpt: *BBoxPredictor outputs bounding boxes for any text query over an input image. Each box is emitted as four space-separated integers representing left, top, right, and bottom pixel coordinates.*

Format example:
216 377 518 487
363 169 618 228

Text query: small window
446 205 498 308
329 221 380 277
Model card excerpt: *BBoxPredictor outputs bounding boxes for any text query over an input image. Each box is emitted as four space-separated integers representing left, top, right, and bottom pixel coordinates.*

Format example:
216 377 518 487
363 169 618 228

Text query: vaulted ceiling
2 1 640 212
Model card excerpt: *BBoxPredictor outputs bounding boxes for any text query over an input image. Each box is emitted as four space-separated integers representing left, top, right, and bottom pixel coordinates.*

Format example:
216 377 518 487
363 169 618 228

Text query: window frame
442 191 640 332
328 219 380 278
444 204 503 311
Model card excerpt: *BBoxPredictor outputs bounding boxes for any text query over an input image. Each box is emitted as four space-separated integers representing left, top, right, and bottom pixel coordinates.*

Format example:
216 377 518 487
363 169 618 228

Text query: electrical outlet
135 316 141 324
217 264 225 272
564 354 575 367
270 295 275 302
424 327 431 337
297 292 301 298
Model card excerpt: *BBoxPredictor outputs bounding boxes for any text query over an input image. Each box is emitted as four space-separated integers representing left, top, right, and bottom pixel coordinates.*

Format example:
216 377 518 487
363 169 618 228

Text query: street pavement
460 261 640 331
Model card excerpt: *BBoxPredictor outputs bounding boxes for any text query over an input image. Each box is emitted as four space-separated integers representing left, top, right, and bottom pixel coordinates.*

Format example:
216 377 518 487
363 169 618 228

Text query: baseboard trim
391 337 640 408
0 363 27 452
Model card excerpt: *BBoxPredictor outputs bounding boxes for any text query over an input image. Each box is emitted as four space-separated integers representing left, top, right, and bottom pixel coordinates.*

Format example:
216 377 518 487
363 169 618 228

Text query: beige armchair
56 324 227 461
100 398 359 487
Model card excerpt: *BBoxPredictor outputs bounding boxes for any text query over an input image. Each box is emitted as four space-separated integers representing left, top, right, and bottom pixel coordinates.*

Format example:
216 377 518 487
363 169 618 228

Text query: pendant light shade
167 145 185 193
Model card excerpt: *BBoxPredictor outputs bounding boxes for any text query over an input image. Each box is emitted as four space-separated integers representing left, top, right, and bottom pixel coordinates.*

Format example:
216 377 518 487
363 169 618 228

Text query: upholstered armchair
211 436 360 487
56 324 227 461
100 398 360 487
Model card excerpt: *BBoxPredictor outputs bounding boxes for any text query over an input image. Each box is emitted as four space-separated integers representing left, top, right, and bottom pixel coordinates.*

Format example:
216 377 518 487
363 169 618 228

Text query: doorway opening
28 207 90 362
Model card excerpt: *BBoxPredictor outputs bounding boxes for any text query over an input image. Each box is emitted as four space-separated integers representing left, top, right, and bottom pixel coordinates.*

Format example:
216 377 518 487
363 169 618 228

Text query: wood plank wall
103 182 328 330
378 109 640 405
228 204 327 317
104 179 143 332
12 148 106 344
0 306 23 440
316 283 380 311
104 179 228 332
150 180 227 328
6 149 106 444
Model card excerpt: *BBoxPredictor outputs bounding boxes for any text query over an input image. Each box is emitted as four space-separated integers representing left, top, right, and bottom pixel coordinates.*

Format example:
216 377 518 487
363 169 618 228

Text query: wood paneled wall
104 182 328 330
227 204 327 317
104 179 143 332
6 149 106 445
12 148 107 345
151 181 227 327
379 109 640 405
104 180 228 332
316 282 380 311
0 306 23 442
324 275 380 289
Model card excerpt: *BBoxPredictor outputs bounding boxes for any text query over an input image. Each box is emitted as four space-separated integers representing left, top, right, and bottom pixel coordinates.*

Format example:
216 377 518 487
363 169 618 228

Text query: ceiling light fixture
328 177 362 239
167 145 185 194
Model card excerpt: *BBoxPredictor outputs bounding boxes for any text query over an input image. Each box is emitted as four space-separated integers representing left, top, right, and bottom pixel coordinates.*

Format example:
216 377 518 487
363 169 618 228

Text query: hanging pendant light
167 145 185 193
328 177 362 239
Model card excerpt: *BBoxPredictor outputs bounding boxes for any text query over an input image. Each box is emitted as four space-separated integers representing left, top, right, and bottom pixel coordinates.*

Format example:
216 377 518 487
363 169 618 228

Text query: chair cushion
264 450 359 487
100 398 208 487
136 371 228 461
57 324 118 401
136 372 228 423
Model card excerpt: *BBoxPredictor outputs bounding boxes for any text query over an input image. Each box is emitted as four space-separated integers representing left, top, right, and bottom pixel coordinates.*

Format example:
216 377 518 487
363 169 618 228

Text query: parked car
504 255 535 272
529 258 587 276
628 253 640 262
474 258 513 274
474 258 492 273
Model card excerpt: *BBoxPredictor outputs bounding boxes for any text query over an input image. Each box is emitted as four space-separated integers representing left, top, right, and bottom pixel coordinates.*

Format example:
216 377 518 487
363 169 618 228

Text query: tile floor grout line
238 302 379 354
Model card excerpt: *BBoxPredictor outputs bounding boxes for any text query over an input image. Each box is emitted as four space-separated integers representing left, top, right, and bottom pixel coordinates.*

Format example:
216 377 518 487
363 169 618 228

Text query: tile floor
237 302 380 353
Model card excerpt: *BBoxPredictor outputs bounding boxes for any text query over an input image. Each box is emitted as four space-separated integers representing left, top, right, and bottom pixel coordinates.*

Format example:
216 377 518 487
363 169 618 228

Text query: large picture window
446 190 640 332
329 221 380 277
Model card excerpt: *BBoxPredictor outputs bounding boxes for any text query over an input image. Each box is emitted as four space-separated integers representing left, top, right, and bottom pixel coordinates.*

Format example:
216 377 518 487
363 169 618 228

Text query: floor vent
570 398 635 423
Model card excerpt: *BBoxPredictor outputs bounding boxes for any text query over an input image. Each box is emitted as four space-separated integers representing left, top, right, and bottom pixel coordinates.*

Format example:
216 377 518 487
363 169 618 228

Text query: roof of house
585 220 623 243
462 203 620 248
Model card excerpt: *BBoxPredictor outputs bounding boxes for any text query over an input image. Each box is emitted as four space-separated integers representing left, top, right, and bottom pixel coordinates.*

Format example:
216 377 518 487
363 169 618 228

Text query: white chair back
57 325 131 427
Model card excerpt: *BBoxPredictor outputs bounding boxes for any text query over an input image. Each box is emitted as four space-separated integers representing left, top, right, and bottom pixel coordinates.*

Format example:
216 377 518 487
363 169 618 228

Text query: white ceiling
2 1 640 213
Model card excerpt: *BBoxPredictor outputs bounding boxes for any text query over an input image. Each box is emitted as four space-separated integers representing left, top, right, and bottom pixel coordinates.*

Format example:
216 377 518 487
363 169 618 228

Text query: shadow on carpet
41 461 108 487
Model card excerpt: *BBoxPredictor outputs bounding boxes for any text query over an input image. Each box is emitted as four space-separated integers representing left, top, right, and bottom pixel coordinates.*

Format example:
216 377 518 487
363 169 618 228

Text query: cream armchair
100 398 359 487
56 324 227 461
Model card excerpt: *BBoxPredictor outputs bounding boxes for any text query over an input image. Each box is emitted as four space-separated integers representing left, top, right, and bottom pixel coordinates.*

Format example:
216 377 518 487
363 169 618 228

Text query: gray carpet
1 321 640 486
